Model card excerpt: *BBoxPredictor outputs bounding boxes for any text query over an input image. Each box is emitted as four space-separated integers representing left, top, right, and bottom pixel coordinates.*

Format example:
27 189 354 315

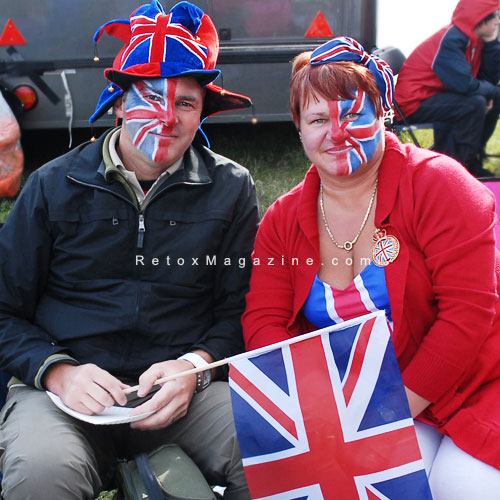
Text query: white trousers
414 421 500 499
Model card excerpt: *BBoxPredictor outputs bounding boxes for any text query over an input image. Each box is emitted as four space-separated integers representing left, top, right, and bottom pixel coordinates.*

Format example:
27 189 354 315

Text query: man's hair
289 52 383 125
477 10 499 27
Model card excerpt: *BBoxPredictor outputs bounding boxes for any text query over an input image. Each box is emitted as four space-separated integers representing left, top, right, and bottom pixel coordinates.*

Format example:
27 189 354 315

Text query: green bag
116 444 217 500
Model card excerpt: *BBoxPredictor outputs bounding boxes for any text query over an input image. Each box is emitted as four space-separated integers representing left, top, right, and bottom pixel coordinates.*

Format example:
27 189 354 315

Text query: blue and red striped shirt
303 262 392 328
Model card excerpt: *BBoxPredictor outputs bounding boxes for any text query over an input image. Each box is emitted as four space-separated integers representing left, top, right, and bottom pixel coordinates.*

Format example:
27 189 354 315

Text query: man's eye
178 100 194 108
145 94 163 102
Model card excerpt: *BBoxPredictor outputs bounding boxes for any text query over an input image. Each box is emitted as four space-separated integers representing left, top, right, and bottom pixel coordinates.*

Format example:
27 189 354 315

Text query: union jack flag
373 235 399 267
229 312 433 499
310 36 371 66
119 7 208 73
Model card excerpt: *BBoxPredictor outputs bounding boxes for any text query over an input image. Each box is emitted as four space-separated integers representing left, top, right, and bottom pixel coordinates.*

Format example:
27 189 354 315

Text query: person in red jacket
242 36 500 498
394 0 500 177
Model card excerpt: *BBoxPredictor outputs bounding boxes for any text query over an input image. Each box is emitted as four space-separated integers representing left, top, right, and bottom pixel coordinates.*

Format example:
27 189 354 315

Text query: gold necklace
319 179 378 252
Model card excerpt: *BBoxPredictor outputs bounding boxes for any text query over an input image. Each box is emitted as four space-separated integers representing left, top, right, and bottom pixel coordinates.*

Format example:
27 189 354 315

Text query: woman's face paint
299 89 384 177
120 77 204 167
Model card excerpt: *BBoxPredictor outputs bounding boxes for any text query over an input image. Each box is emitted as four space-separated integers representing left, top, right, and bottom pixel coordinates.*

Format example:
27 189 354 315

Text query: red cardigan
243 132 500 469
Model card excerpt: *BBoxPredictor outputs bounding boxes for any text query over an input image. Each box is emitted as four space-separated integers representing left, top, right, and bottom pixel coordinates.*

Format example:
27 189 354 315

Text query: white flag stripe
354 459 428 499
230 355 298 417
229 380 309 466
323 280 343 323
353 273 378 313
230 346 309 466
255 483 325 500
343 315 392 439
321 315 413 442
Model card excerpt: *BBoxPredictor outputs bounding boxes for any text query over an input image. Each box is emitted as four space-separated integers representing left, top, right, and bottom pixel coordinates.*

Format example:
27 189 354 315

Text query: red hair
289 52 383 124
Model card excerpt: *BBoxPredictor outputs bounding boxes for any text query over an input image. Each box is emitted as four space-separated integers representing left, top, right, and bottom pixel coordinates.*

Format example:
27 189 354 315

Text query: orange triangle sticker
0 19 27 46
305 11 334 38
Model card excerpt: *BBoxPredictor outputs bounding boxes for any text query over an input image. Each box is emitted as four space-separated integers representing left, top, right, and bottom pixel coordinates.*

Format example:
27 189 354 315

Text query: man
0 1 258 499
394 0 500 177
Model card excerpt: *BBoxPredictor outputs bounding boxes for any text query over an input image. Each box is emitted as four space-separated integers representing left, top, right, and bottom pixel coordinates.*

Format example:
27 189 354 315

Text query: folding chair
371 46 447 148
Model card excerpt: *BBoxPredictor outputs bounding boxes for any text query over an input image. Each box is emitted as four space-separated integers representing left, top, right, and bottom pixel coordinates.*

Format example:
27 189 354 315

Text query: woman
242 36 500 498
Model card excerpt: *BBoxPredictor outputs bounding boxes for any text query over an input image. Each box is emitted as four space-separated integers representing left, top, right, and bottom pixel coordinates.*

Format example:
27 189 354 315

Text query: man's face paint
299 90 383 177
123 78 177 164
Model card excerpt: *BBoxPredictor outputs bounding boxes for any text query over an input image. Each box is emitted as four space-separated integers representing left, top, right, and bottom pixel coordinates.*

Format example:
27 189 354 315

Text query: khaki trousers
0 382 250 500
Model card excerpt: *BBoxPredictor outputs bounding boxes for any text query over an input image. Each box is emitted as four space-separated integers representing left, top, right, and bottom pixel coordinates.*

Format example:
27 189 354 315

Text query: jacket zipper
67 175 210 251
134 180 206 250
137 214 146 248
67 175 148 249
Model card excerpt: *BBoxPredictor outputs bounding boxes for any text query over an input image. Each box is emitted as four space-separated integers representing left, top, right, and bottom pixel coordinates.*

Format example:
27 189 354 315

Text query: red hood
452 0 499 38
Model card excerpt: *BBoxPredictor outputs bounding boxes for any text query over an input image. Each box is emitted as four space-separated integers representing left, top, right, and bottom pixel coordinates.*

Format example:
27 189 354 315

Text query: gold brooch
372 229 400 267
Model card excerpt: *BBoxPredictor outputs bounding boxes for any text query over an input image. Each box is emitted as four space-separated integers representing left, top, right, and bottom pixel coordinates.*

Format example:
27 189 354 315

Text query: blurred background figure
394 0 500 177
0 92 23 198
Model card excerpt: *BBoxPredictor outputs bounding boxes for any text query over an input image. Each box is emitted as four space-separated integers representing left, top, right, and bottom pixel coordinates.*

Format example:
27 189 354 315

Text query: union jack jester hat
89 0 251 124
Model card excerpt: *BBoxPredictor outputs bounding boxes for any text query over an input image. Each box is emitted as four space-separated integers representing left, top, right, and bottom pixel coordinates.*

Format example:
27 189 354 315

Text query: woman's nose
330 122 348 142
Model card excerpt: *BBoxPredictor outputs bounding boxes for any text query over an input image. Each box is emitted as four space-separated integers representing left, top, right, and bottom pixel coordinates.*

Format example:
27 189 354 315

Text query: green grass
96 492 115 500
0 198 12 223
484 121 500 174
398 123 500 175
206 122 310 212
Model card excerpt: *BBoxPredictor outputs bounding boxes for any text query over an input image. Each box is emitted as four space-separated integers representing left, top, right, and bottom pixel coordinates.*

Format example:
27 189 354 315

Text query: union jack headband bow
310 36 394 112
89 1 251 124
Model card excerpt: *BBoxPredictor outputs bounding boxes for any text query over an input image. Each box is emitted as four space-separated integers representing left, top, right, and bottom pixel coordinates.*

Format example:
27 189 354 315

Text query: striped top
303 262 392 328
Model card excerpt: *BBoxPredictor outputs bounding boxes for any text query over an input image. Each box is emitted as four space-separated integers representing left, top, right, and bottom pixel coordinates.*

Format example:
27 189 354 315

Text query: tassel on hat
89 0 251 125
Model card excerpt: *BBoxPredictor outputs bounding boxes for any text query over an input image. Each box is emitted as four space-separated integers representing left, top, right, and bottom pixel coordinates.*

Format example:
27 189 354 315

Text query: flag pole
124 310 384 394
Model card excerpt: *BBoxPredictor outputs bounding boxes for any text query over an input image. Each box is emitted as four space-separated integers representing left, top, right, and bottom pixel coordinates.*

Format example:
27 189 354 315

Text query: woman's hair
289 51 383 124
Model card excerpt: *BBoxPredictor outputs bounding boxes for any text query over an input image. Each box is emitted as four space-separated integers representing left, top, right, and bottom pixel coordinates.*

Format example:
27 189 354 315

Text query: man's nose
159 106 176 128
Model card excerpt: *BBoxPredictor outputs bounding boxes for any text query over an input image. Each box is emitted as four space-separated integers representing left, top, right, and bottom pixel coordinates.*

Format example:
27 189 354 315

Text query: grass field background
2 121 500 224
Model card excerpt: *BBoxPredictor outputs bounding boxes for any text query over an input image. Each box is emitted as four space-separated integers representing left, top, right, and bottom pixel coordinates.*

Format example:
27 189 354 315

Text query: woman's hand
43 362 129 414
405 386 431 418
129 359 198 431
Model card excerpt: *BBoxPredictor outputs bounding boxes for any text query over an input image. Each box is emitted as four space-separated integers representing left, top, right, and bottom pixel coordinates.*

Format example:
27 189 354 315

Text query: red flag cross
120 13 208 69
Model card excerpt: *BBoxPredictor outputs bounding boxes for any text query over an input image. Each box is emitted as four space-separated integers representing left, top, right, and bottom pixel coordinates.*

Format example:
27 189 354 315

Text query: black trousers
407 92 500 172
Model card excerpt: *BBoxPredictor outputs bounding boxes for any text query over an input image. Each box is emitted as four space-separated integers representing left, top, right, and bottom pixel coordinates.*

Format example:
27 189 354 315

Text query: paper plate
46 391 155 425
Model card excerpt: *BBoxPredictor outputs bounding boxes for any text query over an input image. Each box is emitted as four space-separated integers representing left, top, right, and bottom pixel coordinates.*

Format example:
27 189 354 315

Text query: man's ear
113 97 125 119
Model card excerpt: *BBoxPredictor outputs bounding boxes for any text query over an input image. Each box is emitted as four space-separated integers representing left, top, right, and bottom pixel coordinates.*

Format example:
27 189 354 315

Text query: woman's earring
298 131 302 141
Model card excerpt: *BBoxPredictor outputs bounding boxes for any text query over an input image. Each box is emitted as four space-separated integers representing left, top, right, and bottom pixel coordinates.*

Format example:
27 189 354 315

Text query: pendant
372 229 400 267
343 240 353 252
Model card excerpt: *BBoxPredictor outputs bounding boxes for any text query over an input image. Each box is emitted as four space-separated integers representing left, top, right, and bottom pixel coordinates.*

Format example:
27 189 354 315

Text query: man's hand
129 359 198 431
43 362 129 415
